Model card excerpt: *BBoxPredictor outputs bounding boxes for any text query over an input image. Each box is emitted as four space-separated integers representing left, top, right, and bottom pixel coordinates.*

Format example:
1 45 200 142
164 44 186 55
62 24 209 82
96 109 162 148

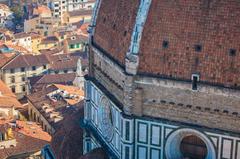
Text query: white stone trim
125 0 152 75
165 128 216 159
89 0 102 36
192 73 200 81
128 0 152 55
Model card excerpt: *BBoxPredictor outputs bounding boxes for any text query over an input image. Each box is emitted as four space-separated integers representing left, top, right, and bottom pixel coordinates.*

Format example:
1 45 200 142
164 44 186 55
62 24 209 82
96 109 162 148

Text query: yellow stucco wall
31 37 42 55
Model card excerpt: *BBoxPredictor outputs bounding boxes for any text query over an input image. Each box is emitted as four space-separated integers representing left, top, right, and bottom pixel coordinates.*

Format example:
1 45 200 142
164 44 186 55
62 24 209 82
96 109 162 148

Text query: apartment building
48 0 95 23
66 34 88 52
13 32 32 52
0 54 49 99
24 16 60 37
50 0 67 22
30 33 43 55
0 80 22 119
47 53 81 75
38 36 59 50
63 9 92 24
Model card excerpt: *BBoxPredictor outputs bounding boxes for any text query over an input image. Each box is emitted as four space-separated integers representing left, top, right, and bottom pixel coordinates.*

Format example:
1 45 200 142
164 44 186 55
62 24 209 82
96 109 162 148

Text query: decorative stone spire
73 58 85 89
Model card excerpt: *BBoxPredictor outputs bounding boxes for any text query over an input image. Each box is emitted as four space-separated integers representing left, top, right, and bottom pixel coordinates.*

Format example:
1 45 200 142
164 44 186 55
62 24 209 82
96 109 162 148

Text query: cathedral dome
92 0 240 89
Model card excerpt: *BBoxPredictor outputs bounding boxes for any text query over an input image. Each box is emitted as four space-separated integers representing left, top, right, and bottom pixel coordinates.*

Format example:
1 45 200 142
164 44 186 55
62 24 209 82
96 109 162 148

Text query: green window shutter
76 43 80 48
69 44 75 49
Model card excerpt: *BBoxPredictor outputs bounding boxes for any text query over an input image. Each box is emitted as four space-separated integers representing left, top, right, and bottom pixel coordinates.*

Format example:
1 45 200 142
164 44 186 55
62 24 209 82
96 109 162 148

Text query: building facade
0 4 14 29
13 33 32 52
0 54 49 99
0 80 22 119
83 0 240 159
48 0 94 23
67 0 95 12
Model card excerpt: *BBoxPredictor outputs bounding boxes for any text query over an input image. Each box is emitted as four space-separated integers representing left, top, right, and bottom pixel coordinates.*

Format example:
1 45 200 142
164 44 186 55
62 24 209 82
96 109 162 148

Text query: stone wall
135 76 240 132
93 47 125 89
143 102 240 132
92 47 125 103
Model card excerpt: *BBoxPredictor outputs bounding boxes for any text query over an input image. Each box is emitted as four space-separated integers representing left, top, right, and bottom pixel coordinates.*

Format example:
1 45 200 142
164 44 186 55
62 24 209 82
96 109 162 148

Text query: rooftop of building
39 47 64 55
78 22 90 36
72 20 84 29
0 120 51 158
68 9 93 17
33 5 51 16
14 32 31 39
93 0 240 89
0 80 22 109
57 30 73 37
1 43 31 54
67 35 88 45
1 54 50 69
54 84 84 105
30 32 43 39
47 53 81 71
50 103 108 159
50 105 84 159
41 36 59 44
0 3 11 11
0 53 17 68
28 73 76 91
27 84 84 129
0 28 13 35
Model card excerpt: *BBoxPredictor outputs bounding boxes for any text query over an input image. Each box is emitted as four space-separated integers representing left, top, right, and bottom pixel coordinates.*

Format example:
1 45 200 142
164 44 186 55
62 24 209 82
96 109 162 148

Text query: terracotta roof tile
31 73 75 85
29 73 76 92
0 53 17 68
30 32 43 39
93 0 139 65
50 108 84 159
14 32 31 39
79 22 90 35
136 0 240 88
0 120 51 158
53 84 84 105
3 54 49 69
5 43 31 54
39 47 64 55
33 5 51 15
67 35 88 45
47 54 80 71
94 0 240 88
0 80 22 109
27 84 83 130
41 36 59 44
68 10 93 17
